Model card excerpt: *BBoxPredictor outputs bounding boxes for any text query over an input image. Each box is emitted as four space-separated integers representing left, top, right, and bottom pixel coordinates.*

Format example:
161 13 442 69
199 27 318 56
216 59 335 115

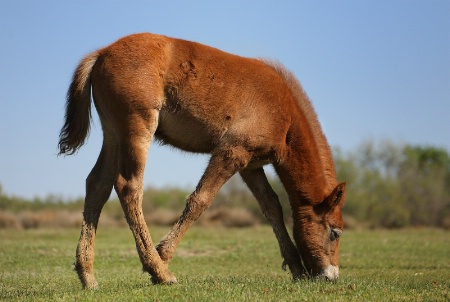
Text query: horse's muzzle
322 265 339 281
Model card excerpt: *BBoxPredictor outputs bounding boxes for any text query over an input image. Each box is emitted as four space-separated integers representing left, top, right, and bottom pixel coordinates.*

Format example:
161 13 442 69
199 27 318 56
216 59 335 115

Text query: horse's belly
155 110 218 153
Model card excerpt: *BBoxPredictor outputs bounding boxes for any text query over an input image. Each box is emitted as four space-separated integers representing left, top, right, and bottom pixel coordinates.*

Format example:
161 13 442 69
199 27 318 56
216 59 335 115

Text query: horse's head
293 182 346 281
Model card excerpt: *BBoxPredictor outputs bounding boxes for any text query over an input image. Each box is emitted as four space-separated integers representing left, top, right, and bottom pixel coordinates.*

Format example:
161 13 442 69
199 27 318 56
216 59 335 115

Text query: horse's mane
260 59 337 191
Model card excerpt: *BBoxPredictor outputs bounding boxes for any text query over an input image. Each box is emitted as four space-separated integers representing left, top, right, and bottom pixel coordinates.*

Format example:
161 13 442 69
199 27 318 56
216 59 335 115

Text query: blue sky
1 1 449 199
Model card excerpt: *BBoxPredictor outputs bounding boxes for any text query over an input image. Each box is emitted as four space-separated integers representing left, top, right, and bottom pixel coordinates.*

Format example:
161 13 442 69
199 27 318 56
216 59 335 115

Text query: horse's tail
58 51 99 155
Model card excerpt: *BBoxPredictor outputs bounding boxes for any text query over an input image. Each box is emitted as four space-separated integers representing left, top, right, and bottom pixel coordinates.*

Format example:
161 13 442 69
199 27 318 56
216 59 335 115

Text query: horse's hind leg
156 147 252 263
75 132 118 289
240 167 306 280
114 113 176 284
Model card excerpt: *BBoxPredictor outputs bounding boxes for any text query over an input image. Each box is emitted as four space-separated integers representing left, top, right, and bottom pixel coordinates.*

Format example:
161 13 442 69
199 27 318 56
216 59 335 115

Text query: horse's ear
326 182 346 209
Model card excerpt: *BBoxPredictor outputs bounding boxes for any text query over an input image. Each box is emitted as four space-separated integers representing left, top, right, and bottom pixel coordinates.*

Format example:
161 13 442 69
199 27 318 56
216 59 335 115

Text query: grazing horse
58 33 346 289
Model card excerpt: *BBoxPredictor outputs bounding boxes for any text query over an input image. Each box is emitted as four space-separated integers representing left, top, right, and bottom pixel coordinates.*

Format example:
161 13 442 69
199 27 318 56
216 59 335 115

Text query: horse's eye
330 228 342 241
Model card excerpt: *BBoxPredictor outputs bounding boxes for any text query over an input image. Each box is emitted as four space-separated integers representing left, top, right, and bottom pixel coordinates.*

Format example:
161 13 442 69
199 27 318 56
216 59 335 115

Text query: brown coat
59 33 346 289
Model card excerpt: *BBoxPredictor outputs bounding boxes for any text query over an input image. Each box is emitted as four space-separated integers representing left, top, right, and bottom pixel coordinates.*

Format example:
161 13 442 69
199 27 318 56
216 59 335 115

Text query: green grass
1 226 449 301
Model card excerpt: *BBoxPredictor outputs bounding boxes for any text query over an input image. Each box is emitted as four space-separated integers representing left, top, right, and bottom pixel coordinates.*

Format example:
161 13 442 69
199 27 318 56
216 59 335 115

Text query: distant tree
333 141 450 228
337 141 410 228
399 146 450 227
2 140 449 229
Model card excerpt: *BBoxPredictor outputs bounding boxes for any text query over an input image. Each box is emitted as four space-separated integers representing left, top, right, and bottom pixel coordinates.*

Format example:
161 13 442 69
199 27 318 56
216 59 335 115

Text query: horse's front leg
240 167 307 280
156 147 252 263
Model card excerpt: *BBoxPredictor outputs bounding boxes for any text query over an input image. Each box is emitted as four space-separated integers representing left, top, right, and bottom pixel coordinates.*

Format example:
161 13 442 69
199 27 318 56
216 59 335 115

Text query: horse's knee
185 193 209 219
115 174 141 200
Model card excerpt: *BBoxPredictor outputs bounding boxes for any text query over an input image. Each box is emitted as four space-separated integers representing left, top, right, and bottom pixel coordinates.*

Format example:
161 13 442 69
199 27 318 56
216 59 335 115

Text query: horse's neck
275 121 336 205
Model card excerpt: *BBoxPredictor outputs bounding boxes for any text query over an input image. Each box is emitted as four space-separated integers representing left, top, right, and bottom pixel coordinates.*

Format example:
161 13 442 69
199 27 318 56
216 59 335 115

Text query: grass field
0 226 449 301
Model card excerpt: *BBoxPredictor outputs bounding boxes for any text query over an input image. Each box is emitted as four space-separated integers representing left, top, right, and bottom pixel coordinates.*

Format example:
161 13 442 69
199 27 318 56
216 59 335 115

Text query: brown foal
59 33 346 289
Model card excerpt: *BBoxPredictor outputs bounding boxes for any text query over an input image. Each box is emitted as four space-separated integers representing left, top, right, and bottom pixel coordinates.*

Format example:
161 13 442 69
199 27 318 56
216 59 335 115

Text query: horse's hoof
150 274 178 285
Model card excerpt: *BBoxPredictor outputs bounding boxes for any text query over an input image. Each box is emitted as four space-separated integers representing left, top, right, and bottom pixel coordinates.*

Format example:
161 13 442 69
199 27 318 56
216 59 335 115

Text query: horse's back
92 33 294 159
161 37 295 154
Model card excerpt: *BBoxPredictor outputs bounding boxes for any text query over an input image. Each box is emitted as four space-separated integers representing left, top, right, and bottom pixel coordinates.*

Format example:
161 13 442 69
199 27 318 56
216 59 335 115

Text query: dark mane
260 59 337 191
